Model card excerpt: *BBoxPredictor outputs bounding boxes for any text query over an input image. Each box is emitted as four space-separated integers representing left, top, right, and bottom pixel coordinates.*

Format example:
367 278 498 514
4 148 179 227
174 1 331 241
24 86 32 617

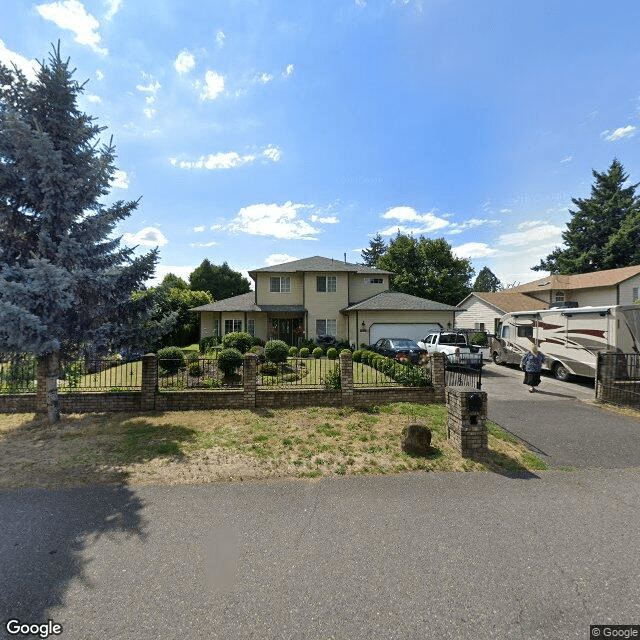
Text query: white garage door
369 323 442 345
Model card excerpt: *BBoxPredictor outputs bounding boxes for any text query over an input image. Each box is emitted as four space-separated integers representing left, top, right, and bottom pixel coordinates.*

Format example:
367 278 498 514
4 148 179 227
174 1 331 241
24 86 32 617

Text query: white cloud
216 30 226 47
355 0 367 6
284 64 294 77
190 241 218 248
379 206 449 236
602 125 637 142
201 70 225 101
110 169 129 189
560 155 572 163
86 93 101 103
498 221 562 248
210 224 224 231
104 0 121 20
145 96 155 105
174 50 196 74
123 227 167 247
265 253 298 266
310 215 339 224
193 226 205 233
171 151 256 170
0 40 38 82
36 0 107 55
228 202 320 240
143 108 156 119
136 80 161 94
452 242 498 259
262 145 282 162
96 69 104 81
147 264 194 287
258 72 274 84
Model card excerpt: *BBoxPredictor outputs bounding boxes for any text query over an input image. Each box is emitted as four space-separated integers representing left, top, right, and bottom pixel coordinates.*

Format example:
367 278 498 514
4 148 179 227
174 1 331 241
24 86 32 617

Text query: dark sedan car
370 338 428 364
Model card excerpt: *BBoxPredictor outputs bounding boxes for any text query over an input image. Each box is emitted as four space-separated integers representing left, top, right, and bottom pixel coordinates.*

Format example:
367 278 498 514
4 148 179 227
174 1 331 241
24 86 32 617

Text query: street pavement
1 470 639 640
481 360 640 469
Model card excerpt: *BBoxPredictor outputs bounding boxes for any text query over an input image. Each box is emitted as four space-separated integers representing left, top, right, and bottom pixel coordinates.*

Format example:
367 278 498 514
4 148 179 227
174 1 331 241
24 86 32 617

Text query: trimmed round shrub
326 347 338 360
199 335 219 353
188 361 202 377
340 349 352 356
259 362 279 376
288 346 299 357
299 347 310 358
352 349 363 363
157 346 186 374
264 340 289 364
217 348 243 376
222 332 253 354
312 347 323 359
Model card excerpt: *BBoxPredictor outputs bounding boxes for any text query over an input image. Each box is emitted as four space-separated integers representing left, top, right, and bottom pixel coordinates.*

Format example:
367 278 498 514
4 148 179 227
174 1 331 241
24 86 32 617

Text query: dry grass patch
0 404 545 490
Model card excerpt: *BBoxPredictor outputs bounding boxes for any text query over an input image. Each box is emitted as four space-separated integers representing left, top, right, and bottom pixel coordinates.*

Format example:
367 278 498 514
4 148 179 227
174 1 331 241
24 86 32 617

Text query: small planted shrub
299 347 310 358
222 332 253 354
188 361 202 377
265 340 289 364
340 349 352 356
157 346 186 374
288 346 299 357
259 362 279 376
217 348 243 376
470 332 488 346
326 347 338 360
352 350 363 363
323 366 341 390
312 347 324 359
199 336 219 353
187 352 200 363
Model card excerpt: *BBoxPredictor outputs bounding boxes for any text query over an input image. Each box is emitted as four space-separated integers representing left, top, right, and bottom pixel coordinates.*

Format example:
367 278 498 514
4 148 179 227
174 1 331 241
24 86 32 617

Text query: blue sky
2 0 640 291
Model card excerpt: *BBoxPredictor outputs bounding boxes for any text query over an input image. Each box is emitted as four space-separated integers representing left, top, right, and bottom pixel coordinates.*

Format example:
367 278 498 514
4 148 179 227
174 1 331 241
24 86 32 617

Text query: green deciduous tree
376 233 474 306
473 266 502 292
533 159 640 273
0 46 160 423
188 259 251 300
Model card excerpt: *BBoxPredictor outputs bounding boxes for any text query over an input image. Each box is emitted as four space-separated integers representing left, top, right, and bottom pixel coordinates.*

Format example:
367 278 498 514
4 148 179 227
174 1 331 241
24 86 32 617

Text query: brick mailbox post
446 386 488 459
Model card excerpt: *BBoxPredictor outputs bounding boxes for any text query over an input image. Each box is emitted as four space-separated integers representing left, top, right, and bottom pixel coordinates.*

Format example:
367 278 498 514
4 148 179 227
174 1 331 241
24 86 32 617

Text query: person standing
521 344 545 393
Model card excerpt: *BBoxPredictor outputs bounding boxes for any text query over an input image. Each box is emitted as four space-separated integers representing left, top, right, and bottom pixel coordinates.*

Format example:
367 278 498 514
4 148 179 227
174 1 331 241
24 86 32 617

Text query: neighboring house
190 256 457 346
456 265 640 333
455 292 550 334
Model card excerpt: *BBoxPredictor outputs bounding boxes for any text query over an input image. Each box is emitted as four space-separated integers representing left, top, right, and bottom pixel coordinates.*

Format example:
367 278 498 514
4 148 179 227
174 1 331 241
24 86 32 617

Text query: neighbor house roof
343 291 457 312
248 255 393 279
457 291 550 313
508 264 640 293
189 292 305 314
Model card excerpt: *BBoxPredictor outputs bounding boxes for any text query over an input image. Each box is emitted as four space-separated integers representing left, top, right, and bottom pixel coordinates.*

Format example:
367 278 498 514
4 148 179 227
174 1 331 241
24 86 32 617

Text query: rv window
501 326 510 339
517 326 533 338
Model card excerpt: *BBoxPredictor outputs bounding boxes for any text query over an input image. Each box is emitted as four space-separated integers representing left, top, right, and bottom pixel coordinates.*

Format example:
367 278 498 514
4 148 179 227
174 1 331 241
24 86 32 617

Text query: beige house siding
619 274 640 304
347 311 454 346
200 312 217 339
304 272 350 340
455 299 502 332
348 274 389 304
254 272 304 306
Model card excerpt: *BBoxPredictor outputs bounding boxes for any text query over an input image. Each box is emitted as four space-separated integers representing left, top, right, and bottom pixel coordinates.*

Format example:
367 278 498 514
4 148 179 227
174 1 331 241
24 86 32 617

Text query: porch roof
190 292 304 314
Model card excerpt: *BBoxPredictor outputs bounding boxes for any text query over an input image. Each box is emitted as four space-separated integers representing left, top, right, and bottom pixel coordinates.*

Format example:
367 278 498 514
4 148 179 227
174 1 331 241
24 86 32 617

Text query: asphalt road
2 470 639 640
481 361 640 469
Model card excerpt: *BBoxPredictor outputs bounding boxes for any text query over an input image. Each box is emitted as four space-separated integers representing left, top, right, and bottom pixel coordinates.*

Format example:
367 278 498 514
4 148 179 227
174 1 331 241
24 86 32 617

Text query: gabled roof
508 264 640 293
343 291 457 312
190 291 306 313
458 291 549 313
248 255 393 279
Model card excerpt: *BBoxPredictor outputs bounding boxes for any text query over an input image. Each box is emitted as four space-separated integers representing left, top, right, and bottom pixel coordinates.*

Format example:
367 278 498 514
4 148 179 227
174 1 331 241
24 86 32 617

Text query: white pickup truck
417 332 483 369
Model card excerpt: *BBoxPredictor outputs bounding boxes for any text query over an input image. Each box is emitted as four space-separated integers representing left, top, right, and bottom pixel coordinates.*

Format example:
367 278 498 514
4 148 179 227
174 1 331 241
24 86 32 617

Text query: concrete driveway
481 360 640 469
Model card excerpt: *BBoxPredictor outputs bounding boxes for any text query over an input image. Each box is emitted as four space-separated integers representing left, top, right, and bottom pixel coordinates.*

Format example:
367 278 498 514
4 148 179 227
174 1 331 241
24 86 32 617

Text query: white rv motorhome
491 304 640 380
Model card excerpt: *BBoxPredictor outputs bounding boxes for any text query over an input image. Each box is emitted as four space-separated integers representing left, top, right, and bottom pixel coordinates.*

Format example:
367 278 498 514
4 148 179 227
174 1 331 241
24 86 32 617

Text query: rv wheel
553 362 571 382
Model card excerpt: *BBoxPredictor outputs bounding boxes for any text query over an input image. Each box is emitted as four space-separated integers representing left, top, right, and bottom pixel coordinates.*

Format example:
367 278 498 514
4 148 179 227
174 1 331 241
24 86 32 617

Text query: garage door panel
369 323 441 344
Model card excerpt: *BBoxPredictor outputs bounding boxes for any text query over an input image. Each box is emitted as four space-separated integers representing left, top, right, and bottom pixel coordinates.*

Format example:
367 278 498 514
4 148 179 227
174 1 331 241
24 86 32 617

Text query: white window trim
317 275 337 293
269 276 291 293
316 318 337 337
555 291 565 302
247 318 255 336
224 319 242 334
364 277 383 284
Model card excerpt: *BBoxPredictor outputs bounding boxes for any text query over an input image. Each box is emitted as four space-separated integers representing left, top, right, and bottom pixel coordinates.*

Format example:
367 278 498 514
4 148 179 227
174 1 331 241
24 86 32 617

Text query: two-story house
191 256 457 346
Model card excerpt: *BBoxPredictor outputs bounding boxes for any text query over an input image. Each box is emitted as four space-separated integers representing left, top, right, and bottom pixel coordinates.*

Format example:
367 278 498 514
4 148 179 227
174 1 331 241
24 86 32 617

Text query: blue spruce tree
0 45 161 423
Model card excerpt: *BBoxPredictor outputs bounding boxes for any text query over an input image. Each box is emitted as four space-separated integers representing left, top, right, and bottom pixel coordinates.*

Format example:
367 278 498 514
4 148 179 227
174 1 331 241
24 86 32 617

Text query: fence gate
596 352 640 408
445 355 482 390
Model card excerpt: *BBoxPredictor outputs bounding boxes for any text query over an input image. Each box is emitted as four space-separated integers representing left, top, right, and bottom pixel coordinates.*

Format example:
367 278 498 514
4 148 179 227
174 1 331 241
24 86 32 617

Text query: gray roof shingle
249 255 393 277
189 292 305 313
344 291 457 312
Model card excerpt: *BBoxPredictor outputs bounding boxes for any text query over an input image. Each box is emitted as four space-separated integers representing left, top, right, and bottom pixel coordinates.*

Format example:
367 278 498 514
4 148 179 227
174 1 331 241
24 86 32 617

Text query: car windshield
389 339 420 349
438 334 467 345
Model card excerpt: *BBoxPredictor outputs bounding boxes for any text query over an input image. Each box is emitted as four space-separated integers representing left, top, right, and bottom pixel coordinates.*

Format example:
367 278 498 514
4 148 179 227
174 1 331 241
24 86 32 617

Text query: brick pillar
35 357 47 413
446 386 488 459
339 351 353 406
430 352 446 403
243 353 258 408
141 353 157 411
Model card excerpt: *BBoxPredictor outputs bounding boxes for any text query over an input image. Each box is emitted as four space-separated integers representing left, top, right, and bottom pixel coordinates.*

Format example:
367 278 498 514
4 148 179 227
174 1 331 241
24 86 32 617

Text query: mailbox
467 392 483 413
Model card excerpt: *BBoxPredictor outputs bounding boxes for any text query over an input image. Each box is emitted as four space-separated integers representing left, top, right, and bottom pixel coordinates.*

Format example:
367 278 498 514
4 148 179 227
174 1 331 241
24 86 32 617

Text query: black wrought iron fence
0 355 36 393
445 355 482 390
597 352 640 408
58 358 141 391
158 357 243 390
353 352 432 387
257 357 339 389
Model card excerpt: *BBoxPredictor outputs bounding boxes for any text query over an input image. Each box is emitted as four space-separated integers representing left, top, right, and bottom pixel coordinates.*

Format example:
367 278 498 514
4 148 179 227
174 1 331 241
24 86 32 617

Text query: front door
270 318 302 345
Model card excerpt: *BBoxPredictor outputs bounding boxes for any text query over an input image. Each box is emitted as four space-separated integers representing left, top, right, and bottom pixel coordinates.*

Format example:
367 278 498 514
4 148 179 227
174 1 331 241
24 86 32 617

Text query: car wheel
492 351 503 365
553 362 571 381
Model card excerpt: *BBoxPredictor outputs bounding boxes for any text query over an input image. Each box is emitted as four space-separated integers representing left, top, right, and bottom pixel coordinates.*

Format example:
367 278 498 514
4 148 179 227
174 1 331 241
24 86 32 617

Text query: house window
365 277 383 284
317 276 337 293
247 319 255 336
316 319 337 336
555 291 565 302
633 286 639 301
269 276 291 293
474 322 485 332
213 319 220 336
224 319 242 334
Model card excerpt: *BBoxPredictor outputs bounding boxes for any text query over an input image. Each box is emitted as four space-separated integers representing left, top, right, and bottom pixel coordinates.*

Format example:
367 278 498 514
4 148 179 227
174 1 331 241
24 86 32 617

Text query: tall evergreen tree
360 233 387 267
533 159 640 273
0 46 159 423
377 233 474 306
188 259 251 300
473 266 502 292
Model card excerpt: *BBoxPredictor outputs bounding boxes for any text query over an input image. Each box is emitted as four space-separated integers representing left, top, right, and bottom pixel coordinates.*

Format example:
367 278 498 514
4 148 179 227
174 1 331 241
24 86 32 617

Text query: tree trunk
43 350 60 424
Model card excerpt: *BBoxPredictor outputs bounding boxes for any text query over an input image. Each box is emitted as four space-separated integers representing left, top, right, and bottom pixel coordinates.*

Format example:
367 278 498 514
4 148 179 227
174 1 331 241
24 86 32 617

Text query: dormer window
555 291 565 302
316 275 336 293
365 277 383 284
269 276 291 293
